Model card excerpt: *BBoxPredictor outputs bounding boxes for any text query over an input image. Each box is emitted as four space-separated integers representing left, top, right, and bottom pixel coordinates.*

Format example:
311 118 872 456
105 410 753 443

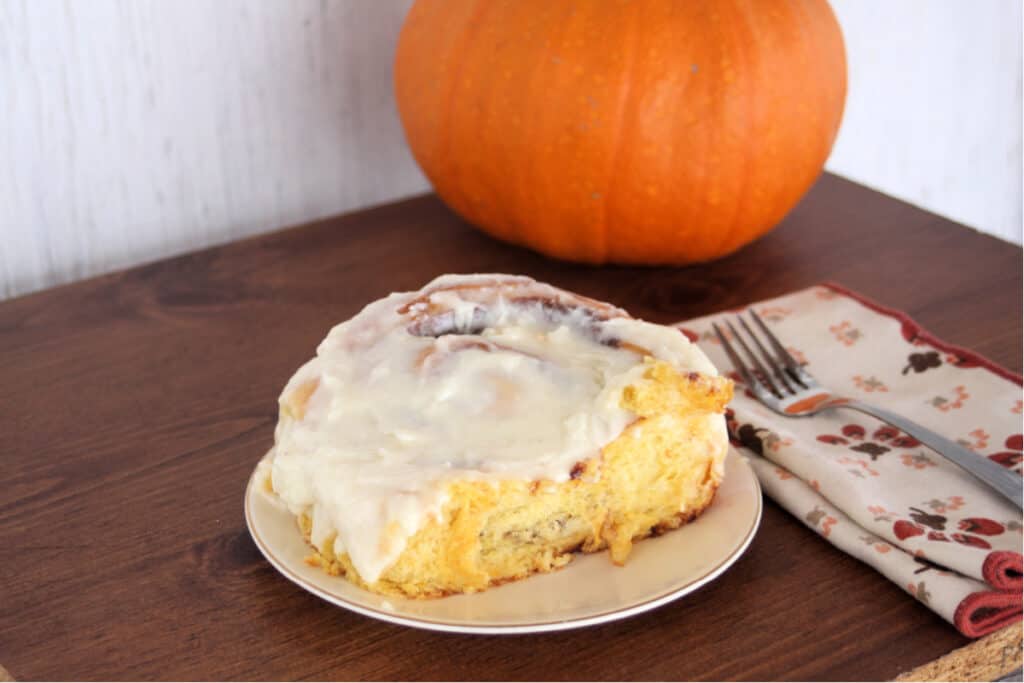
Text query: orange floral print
757 306 792 322
957 428 990 451
815 287 839 300
829 321 861 346
900 452 936 470
822 516 837 537
929 386 969 412
838 456 879 477
852 375 888 392
922 496 965 514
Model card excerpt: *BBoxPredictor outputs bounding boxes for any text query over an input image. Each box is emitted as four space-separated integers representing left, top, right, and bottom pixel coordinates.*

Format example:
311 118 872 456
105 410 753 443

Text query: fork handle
842 401 1022 509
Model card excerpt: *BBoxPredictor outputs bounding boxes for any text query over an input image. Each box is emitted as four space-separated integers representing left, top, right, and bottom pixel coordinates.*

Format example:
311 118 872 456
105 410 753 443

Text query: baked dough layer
279 360 732 598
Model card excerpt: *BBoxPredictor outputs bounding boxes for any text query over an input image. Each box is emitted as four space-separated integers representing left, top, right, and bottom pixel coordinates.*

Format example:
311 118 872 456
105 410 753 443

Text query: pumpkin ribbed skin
394 0 846 264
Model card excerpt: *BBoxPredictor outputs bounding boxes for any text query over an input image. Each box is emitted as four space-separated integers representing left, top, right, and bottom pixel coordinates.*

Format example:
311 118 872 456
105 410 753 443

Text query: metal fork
714 311 1022 509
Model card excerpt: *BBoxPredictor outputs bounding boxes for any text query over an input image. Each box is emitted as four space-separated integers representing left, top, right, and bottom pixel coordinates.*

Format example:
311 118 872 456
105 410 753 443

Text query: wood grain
0 173 1020 681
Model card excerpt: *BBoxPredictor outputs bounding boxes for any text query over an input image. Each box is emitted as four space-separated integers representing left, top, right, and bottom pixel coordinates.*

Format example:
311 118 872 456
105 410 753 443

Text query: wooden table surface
1 173 1020 681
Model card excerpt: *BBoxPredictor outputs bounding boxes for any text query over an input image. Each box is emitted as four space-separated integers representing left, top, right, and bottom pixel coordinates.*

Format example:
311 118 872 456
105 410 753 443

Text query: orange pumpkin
394 0 846 264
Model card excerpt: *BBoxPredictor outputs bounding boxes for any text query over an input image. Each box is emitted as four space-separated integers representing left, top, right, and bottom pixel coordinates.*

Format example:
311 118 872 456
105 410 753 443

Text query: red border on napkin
822 282 1023 387
955 553 1024 638
955 590 1023 639
824 282 1023 638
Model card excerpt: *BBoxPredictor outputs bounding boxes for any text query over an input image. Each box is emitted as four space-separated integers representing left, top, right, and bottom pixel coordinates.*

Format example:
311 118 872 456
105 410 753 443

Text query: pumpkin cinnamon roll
259 274 732 598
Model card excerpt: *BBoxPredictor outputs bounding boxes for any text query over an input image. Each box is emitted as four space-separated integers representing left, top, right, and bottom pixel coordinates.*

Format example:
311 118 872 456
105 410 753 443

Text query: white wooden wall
1 0 1020 300
826 0 1022 243
0 0 426 300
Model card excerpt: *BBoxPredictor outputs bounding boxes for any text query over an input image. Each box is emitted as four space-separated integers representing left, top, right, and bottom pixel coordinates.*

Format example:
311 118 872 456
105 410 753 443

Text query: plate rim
245 449 762 635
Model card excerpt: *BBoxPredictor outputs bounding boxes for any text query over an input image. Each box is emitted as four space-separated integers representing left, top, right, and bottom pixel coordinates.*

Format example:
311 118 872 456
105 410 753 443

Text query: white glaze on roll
264 274 719 583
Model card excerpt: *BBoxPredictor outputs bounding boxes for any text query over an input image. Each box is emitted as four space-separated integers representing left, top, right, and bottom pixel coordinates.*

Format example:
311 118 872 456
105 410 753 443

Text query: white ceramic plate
245 448 762 634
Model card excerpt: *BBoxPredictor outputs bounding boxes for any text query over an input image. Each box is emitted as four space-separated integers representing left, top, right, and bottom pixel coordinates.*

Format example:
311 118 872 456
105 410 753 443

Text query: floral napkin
678 283 1022 638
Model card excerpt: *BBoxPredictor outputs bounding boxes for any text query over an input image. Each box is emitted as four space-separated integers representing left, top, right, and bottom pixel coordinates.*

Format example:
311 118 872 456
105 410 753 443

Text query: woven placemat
896 622 1023 681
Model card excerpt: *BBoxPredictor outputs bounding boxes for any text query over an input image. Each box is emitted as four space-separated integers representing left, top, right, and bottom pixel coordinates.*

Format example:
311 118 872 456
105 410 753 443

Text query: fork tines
712 310 811 399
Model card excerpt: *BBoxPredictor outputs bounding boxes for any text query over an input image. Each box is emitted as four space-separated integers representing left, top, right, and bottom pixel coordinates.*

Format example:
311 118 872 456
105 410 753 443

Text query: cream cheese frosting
263 274 719 583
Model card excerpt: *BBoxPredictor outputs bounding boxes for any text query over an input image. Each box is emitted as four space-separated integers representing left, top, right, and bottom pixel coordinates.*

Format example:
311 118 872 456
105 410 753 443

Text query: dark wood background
1 174 1020 681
